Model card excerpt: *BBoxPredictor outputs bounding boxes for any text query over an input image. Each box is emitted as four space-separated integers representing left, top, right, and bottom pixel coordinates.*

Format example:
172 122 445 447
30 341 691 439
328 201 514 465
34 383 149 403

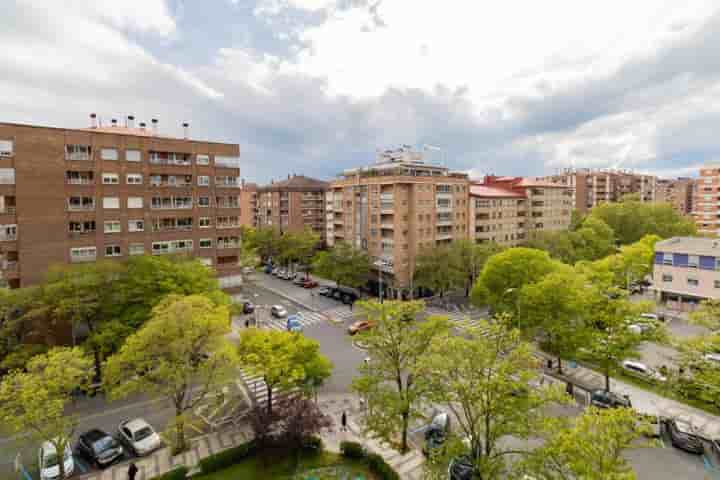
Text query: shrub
302 435 323 452
152 466 188 480
199 440 257 474
366 452 400 480
340 441 365 459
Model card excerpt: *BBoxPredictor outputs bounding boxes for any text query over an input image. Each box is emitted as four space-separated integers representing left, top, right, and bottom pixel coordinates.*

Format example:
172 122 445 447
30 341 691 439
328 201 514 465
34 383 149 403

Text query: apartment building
326 147 469 298
256 175 328 240
656 178 694 216
693 166 720 236
0 117 244 289
472 176 573 246
239 180 258 227
542 168 657 213
652 236 720 311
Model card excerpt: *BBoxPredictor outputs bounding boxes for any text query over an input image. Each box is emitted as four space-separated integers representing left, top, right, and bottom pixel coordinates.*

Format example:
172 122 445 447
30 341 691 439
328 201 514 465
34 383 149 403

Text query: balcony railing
150 181 193 188
68 204 96 211
0 207 16 215
1 260 17 271
217 241 240 249
152 225 193 232
71 254 96 263
0 233 16 242
67 178 94 185
215 156 241 168
217 223 240 229
217 203 240 209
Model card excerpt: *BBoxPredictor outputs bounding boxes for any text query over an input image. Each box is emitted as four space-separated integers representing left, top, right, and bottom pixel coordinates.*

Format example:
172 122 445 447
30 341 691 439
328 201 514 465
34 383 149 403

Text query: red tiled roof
469 185 525 198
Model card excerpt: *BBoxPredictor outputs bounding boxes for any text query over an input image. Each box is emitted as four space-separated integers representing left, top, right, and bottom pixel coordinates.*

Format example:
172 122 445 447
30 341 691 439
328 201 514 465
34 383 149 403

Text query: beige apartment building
656 178 694 216
239 180 258 227
326 147 469 298
257 175 328 240
694 166 720 236
542 168 657 213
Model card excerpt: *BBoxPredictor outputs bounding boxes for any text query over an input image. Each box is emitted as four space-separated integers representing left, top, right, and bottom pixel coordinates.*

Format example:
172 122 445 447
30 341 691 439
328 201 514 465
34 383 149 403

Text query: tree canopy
524 216 615 264
312 241 372 288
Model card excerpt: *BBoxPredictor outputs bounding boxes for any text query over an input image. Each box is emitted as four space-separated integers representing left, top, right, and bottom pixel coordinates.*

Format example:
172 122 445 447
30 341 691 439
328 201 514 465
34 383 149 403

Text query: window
199 217 211 228
101 148 118 161
0 168 15 184
687 277 699 287
126 150 141 162
103 221 121 233
126 173 143 185
0 140 13 157
215 156 240 168
128 220 144 232
103 197 119 209
198 196 210 207
199 238 213 248
129 243 145 256
437 198 451 208
197 154 210 165
688 255 699 268
662 274 672 282
69 220 96 233
127 197 143 209
662 253 673 266
102 173 119 185
198 176 210 186
70 247 96 263
715 280 720 289
105 245 121 257
152 239 193 255
65 144 91 160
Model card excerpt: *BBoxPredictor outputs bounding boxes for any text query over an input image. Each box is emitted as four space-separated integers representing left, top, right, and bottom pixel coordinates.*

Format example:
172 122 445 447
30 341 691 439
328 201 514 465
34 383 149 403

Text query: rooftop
655 236 720 256
260 174 329 192
469 185 525 198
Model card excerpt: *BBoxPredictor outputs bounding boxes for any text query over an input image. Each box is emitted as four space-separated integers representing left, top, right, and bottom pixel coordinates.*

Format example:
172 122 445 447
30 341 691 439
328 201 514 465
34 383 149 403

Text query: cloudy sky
3 1 720 182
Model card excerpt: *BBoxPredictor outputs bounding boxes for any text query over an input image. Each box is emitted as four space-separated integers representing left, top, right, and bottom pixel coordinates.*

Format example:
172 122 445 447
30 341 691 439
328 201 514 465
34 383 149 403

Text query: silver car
271 305 288 318
118 418 163 456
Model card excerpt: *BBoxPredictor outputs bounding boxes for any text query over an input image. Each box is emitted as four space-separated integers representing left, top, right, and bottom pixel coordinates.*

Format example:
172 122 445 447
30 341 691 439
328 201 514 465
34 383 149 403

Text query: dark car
590 389 632 409
335 286 360 305
242 302 255 314
302 279 319 289
264 264 273 274
318 286 332 296
665 418 704 454
448 456 475 480
77 429 124 468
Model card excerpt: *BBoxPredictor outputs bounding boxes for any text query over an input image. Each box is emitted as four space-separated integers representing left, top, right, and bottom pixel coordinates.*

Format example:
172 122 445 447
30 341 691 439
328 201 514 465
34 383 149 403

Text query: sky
3 0 720 183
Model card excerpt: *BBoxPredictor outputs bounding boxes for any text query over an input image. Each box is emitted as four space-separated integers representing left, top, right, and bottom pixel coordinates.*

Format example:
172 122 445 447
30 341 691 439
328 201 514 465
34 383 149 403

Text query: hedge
340 441 365 459
340 441 399 480
198 439 257 474
152 466 188 480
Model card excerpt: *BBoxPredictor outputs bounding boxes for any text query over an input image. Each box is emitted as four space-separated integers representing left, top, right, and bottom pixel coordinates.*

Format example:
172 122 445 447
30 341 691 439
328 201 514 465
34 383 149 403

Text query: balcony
149 152 191 166
152 225 193 232
150 180 193 188
215 156 241 168
380 202 394 212
68 203 96 211
217 240 240 249
67 177 94 185
380 223 394 230
1 260 17 272
0 206 16 215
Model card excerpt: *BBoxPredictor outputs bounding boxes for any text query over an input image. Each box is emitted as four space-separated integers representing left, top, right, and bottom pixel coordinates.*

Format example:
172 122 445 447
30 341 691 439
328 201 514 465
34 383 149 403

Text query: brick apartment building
694 165 720 236
256 175 328 241
326 147 470 298
656 178 694 216
469 176 572 247
239 180 258 227
0 117 244 289
542 168 657 213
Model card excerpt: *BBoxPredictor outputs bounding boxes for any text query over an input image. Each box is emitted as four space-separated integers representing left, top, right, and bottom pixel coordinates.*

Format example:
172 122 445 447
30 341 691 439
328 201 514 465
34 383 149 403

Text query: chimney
111 118 118 127
90 113 97 129
182 122 189 139
151 118 158 133
242 178 246 187
127 115 135 129
139 122 147 130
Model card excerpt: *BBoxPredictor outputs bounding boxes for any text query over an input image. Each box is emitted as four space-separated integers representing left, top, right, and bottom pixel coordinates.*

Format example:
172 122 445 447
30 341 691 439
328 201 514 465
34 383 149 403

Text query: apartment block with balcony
656 177 694 216
0 117 243 288
469 185 527 247
693 166 720 236
256 175 328 240
239 181 258 227
326 146 469 298
652 236 720 311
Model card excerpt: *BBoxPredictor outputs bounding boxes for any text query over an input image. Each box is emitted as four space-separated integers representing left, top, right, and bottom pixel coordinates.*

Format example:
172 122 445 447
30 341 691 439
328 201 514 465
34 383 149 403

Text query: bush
199 440 257 474
366 452 400 480
302 435 323 452
340 441 365 459
152 466 188 480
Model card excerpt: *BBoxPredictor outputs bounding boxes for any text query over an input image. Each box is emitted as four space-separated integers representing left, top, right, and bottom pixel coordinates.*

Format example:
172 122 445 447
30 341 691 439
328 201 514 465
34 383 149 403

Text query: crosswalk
238 368 300 410
264 309 328 331
425 306 486 329
321 306 357 322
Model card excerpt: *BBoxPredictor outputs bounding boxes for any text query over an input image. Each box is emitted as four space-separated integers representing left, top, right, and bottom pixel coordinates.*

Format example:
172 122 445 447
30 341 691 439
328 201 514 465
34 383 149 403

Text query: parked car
287 314 304 333
242 301 255 314
77 429 124 468
303 279 319 289
590 389 632 409
627 323 652 335
348 320 373 335
712 438 720 458
118 418 162 456
39 441 74 480
293 277 307 286
271 305 288 318
448 455 474 480
621 360 667 383
664 418 704 454
423 411 450 456
335 286 360 304
282 271 297 281
640 313 662 322
318 286 333 296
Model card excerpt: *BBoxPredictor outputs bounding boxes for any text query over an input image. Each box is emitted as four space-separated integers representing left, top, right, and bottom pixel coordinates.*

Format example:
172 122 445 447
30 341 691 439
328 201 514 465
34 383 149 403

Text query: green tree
675 334 720 408
237 328 332 415
312 241 372 288
519 267 591 373
524 217 615 264
242 226 282 263
412 244 464 297
423 316 567 479
587 235 659 291
352 300 451 453
471 247 558 319
0 348 91 479
523 407 646 480
451 240 503 296
104 295 238 453
689 299 720 330
278 228 321 276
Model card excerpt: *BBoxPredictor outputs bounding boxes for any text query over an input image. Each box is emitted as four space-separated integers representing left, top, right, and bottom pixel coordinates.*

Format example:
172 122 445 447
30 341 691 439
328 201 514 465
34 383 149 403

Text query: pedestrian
245 319 250 329
128 462 138 480
341 411 347 432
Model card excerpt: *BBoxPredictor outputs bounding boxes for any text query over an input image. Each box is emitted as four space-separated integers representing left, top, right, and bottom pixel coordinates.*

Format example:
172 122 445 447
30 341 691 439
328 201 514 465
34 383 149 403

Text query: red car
302 279 319 288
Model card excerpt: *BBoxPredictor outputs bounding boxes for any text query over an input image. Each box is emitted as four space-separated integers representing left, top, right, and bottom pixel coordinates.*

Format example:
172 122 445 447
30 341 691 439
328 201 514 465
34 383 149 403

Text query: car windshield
93 436 117 452
675 420 694 434
134 427 154 441
43 449 70 468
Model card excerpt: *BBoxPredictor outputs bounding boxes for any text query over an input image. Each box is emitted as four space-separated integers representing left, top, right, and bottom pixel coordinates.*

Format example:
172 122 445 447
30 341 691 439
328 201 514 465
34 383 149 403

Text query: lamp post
374 258 392 303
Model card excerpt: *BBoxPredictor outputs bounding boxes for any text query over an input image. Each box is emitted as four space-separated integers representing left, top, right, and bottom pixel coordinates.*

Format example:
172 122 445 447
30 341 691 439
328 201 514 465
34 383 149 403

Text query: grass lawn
195 450 377 480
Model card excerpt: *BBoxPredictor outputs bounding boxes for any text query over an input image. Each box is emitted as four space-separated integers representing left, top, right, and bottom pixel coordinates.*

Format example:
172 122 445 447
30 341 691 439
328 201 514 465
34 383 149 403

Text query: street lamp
373 258 392 303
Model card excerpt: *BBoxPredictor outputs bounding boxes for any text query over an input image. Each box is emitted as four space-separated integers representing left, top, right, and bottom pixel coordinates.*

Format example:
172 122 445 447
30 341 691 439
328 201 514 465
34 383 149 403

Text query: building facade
542 168 657 213
653 236 720 311
0 119 244 289
469 185 527 247
239 180 258 227
693 166 720 236
656 178 694 216
256 175 328 240
326 147 470 297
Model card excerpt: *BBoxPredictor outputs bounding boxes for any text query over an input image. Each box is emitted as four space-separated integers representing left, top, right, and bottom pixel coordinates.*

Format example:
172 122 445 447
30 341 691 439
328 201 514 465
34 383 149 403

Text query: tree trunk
174 407 187 454
605 365 611 392
267 385 273 416
92 347 102 385
557 355 563 375
57 443 66 479
401 411 409 453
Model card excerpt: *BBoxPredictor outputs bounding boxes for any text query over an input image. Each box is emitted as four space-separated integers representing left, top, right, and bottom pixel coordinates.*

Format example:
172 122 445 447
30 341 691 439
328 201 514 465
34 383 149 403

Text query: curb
254 283 322 314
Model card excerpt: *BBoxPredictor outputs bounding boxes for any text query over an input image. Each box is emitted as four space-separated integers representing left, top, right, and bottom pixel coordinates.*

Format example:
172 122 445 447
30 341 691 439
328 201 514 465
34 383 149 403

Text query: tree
278 228 321 276
423 316 567 479
675 333 720 408
352 300 451 453
689 299 720 330
585 235 659 291
0 348 91 479
523 407 646 480
412 244 464 297
312 241 372 288
471 247 558 319
104 295 238 453
589 199 695 245
519 267 591 373
524 217 615 264
274 395 333 451
243 226 282 263
451 240 503 297
237 328 332 415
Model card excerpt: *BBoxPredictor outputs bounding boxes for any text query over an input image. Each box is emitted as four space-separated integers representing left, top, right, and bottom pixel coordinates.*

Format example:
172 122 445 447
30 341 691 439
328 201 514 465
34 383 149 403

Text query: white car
39 441 74 480
622 360 667 382
271 305 288 318
118 418 163 456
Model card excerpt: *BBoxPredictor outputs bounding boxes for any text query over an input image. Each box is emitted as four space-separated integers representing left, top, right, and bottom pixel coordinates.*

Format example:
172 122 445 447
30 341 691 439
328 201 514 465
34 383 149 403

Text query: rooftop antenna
182 122 189 139
89 113 97 129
